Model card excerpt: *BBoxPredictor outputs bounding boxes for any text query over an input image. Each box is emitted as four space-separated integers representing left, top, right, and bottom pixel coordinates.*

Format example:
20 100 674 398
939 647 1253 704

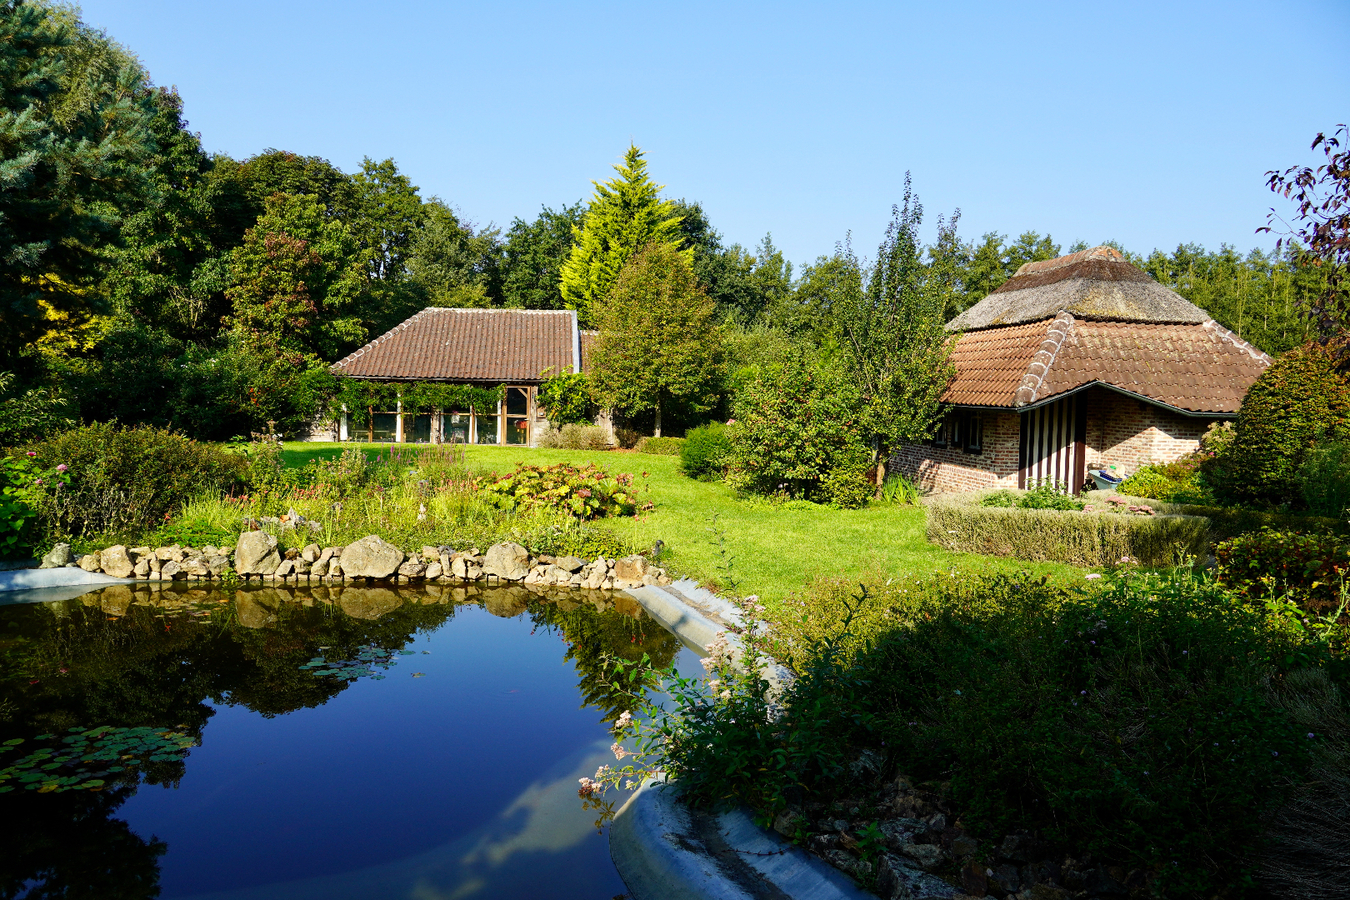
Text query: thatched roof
946 246 1210 332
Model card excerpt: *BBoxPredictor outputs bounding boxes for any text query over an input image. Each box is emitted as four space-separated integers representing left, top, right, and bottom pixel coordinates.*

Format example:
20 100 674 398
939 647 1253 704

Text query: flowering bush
479 463 649 520
1119 454 1213 504
0 452 69 557
1216 527 1350 623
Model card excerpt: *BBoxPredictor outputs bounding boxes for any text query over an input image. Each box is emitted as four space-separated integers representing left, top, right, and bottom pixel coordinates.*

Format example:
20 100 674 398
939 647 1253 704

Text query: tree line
0 0 1333 446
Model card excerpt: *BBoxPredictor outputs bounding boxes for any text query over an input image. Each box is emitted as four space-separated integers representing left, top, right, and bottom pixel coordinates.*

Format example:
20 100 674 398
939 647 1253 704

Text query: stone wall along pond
54 533 673 591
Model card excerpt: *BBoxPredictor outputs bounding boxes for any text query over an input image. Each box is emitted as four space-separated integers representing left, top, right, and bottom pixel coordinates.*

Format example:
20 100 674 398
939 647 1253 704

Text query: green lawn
282 442 1080 603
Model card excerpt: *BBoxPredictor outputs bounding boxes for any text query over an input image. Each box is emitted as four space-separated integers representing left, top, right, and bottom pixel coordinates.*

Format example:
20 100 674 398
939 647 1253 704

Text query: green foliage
226 192 367 358
1217 343 1350 506
879 472 921 505
588 243 724 434
26 423 245 538
725 357 871 508
1017 480 1086 510
636 436 683 455
479 462 648 520
1216 528 1350 621
679 422 731 481
927 495 1209 567
1120 455 1214 504
834 179 957 489
537 371 591 428
560 145 689 326
331 378 503 430
0 452 66 558
405 198 503 311
501 201 585 310
0 371 74 446
1299 441 1350 519
0 0 160 353
0 726 195 795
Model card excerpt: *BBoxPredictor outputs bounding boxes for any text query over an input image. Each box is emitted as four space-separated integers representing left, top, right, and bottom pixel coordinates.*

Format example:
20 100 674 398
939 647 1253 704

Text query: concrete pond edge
615 580 874 900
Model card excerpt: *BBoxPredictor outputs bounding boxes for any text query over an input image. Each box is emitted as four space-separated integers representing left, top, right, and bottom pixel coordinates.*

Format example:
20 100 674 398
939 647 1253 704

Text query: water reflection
0 581 684 899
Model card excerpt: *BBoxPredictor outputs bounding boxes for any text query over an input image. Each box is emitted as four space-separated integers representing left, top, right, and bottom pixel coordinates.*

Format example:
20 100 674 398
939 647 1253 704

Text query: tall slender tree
560 145 687 326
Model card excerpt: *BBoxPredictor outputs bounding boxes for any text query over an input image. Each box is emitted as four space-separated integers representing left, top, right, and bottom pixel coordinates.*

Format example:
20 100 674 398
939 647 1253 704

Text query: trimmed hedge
927 494 1209 567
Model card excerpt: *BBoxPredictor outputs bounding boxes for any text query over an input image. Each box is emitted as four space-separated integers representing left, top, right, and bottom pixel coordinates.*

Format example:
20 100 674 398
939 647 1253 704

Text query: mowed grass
282 442 1081 603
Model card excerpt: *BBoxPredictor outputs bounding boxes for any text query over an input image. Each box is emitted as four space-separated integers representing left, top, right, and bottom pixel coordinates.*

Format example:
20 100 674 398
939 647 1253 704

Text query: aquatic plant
299 644 417 681
0 725 196 793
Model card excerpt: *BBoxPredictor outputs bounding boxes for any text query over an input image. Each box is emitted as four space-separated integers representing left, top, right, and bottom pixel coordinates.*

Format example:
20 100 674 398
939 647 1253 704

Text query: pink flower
26 451 36 458
56 464 68 473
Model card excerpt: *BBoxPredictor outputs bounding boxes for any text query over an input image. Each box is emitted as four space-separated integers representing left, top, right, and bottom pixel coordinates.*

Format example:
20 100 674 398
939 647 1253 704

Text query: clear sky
78 0 1350 269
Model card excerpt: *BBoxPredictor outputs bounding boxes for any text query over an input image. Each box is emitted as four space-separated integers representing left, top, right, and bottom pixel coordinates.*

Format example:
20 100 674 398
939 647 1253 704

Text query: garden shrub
1216 528 1350 620
712 569 1330 898
479 462 648 520
537 371 592 428
725 357 870 508
537 424 612 450
635 436 684 455
926 494 1208 566
1015 480 1085 510
1298 441 1350 519
1215 343 1350 506
0 453 67 558
1120 453 1213 504
27 423 245 538
679 422 731 481
613 426 642 449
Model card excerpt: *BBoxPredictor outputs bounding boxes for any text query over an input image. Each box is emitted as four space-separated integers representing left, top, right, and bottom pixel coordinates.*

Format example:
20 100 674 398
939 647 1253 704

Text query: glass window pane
506 417 528 445
410 414 432 443
506 387 528 416
475 414 499 445
442 412 470 445
371 413 398 442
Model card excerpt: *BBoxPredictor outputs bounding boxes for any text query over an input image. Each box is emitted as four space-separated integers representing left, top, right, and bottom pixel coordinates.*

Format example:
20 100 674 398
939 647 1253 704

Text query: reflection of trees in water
0 581 679 898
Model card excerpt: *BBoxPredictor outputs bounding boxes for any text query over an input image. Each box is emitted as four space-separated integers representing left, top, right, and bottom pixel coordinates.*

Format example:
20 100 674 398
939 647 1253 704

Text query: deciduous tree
501 201 584 309
588 244 722 437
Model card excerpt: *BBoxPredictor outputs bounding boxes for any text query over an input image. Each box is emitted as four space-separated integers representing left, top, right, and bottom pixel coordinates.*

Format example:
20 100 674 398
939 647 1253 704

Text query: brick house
322 308 587 446
890 246 1272 494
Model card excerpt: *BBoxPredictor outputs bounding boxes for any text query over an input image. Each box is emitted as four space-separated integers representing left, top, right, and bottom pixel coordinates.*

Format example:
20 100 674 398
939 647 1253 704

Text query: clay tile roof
331 308 579 383
946 245 1209 331
942 314 1271 414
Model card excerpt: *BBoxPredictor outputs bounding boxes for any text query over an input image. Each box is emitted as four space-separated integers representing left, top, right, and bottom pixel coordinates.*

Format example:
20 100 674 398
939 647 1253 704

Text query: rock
951 835 979 858
990 863 1020 894
133 558 151 577
160 559 184 580
877 853 958 900
39 543 72 569
960 858 988 896
236 592 280 628
999 834 1037 864
77 552 102 573
902 843 946 871
772 808 803 838
206 555 229 576
339 588 403 620
420 545 440 562
283 547 299 561
613 555 648 582
275 559 295 578
301 544 320 563
183 546 203 560
99 585 134 616
202 545 219 557
310 558 329 578
881 819 925 849
425 562 443 579
556 555 587 573
1026 884 1071 900
156 545 184 562
450 556 469 579
235 531 281 575
397 559 427 579
181 556 211 578
822 848 872 883
339 535 404 580
94 545 132 578
1082 868 1127 897
482 542 530 581
149 555 162 573
316 547 336 566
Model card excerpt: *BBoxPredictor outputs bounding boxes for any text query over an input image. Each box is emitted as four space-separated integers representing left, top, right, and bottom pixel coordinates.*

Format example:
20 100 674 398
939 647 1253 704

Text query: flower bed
926 490 1209 567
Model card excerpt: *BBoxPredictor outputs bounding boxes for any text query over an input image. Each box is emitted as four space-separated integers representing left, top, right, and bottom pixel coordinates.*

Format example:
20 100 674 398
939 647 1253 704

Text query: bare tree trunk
654 401 662 438
875 443 887 499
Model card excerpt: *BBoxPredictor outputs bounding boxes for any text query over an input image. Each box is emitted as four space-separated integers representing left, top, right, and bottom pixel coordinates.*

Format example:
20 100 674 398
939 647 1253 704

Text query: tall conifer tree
560 145 687 326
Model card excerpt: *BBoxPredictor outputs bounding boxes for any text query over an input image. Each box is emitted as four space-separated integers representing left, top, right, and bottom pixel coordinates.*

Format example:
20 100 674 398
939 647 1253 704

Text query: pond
0 580 697 900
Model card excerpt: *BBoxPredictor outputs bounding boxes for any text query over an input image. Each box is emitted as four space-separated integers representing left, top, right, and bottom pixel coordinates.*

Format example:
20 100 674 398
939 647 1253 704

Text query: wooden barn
891 246 1272 494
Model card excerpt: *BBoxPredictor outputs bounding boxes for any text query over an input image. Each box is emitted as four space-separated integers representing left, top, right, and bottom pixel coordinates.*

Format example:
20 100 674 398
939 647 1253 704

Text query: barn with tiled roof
892 246 1272 494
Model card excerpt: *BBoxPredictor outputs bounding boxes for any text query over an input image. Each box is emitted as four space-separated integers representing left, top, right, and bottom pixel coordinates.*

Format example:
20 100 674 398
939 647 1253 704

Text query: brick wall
894 389 1222 493
890 411 1020 493
1082 387 1213 476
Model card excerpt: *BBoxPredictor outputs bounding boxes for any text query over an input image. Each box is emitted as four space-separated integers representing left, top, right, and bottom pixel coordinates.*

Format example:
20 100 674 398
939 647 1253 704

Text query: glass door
505 387 530 445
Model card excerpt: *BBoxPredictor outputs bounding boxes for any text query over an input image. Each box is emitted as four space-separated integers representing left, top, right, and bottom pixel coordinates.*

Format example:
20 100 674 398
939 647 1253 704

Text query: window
368 412 398 442
475 413 499 445
932 411 982 453
442 412 470 445
963 413 983 453
505 386 530 446
409 414 432 444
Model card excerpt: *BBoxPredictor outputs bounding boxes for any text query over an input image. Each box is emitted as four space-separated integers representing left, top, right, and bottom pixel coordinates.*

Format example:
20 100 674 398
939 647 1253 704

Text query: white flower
615 710 633 729
720 690 732 701
1085 573 1102 580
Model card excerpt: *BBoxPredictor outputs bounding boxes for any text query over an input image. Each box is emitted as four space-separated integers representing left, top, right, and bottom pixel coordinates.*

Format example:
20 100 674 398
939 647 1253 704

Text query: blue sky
80 0 1350 269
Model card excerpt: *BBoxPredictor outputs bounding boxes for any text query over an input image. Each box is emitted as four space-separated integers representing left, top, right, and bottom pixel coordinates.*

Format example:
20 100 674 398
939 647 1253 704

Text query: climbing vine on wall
331 379 505 428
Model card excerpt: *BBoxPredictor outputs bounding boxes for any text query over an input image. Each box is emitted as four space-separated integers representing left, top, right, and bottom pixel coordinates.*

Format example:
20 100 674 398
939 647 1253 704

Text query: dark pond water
0 580 697 900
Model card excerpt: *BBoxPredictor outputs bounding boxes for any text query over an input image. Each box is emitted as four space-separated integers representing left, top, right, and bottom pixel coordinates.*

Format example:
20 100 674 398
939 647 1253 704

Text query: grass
280 442 1081 604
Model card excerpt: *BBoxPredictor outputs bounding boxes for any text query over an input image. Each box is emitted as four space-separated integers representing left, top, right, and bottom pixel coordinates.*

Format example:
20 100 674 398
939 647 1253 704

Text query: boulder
482 542 531 581
275 559 295 578
420 545 440 562
614 555 649 582
425 562 443 580
77 552 102 573
450 556 469 579
310 558 329 578
301 543 320 563
133 557 151 577
181 556 211 578
398 559 427 579
160 559 184 580
38 543 72 569
235 531 281 576
339 535 404 580
556 555 587 573
206 555 229 576
156 545 184 562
